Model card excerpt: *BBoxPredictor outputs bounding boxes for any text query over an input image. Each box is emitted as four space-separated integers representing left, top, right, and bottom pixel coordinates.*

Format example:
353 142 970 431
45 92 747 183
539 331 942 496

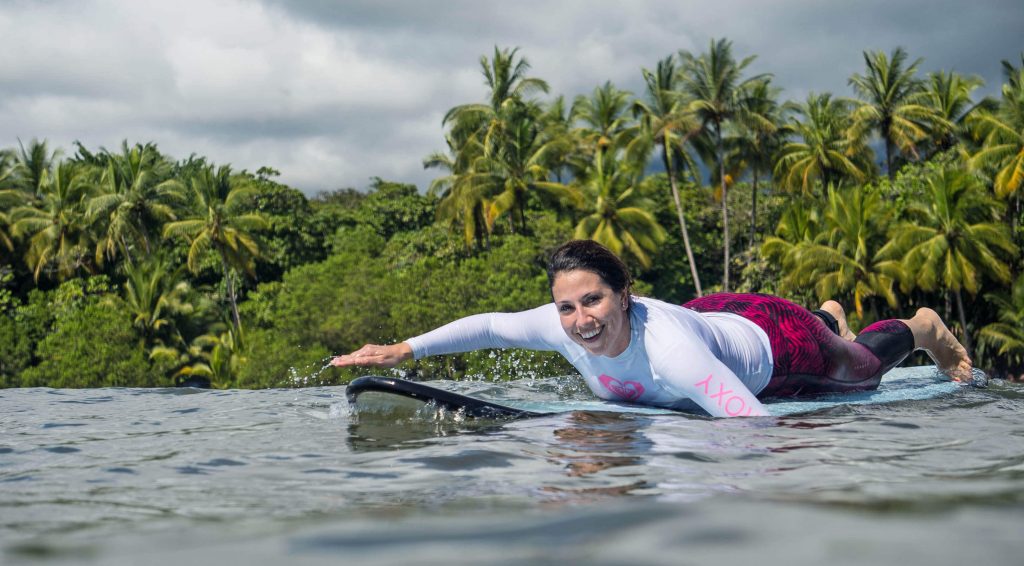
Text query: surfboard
346 365 968 419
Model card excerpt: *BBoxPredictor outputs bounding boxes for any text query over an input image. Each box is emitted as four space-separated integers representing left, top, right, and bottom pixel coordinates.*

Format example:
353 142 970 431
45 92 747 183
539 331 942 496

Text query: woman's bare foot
904 308 973 382
819 300 857 341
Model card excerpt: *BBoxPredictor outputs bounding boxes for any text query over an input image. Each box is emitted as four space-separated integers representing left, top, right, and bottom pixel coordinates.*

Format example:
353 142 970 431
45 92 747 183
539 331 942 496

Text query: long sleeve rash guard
405 297 774 417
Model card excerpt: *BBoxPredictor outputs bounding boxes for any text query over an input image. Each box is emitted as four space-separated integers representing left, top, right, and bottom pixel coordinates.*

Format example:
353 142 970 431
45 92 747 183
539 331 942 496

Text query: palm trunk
717 126 730 292
662 143 703 297
221 254 242 333
954 288 973 355
120 234 134 268
885 134 896 181
749 169 759 250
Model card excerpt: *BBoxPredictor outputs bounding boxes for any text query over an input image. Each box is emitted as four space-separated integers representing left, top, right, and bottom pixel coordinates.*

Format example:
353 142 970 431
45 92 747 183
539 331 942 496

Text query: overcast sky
1 0 1021 194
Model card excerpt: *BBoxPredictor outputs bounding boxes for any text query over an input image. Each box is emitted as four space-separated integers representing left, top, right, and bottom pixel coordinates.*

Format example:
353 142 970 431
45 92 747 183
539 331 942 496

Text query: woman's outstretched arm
330 305 564 369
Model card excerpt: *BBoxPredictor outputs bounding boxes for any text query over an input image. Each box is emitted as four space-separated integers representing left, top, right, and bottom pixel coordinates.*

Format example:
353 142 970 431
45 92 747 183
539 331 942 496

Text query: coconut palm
761 196 823 265
848 47 942 179
542 149 666 268
678 38 771 291
0 151 19 254
473 102 580 233
774 93 874 195
571 81 637 160
632 55 704 296
162 165 268 331
920 71 986 158
9 161 97 281
438 47 576 234
781 186 898 320
877 167 1015 352
150 321 242 389
728 79 784 247
88 142 186 266
424 136 492 249
968 55 1024 199
12 139 60 196
979 273 1024 371
443 46 550 145
119 253 192 344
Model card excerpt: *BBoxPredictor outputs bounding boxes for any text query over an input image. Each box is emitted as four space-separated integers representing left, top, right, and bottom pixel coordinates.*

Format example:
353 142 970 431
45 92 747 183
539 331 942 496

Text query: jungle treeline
3 40 1024 388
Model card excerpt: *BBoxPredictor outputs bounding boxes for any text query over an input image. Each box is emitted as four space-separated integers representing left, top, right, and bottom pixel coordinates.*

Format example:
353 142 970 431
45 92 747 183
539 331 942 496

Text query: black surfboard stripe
346 376 551 419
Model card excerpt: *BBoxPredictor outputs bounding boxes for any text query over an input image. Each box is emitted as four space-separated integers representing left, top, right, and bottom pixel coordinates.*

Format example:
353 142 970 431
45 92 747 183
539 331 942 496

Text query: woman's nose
575 309 595 327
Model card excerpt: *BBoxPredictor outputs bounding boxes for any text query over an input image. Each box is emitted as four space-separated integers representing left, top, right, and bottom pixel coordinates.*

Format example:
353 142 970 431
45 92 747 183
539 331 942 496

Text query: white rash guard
405 297 774 417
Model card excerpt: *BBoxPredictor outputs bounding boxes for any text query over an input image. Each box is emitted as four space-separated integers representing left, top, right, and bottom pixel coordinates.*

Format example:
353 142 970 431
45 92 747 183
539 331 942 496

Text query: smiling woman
331 239 973 417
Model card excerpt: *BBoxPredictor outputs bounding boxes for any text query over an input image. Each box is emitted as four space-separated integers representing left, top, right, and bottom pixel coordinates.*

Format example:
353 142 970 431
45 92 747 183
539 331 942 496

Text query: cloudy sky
1 0 1021 195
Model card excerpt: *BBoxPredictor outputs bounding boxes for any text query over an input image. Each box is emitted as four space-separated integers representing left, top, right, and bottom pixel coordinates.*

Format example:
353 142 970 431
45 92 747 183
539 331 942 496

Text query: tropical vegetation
3 42 1024 388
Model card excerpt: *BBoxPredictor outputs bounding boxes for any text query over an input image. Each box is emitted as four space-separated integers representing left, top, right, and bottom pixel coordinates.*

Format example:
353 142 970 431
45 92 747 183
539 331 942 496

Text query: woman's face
551 269 630 357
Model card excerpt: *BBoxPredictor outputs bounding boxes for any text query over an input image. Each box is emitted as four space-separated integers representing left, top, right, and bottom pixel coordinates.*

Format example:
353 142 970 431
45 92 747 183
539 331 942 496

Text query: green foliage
19 301 162 388
240 175 327 282
239 231 569 386
980 273 1024 375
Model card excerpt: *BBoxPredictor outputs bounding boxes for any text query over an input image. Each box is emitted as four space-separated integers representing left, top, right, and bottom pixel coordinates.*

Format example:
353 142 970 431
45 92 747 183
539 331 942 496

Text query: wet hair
547 240 633 297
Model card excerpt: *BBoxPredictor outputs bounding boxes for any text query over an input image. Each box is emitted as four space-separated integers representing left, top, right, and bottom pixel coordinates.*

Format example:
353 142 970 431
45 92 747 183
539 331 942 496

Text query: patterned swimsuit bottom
683 293 914 398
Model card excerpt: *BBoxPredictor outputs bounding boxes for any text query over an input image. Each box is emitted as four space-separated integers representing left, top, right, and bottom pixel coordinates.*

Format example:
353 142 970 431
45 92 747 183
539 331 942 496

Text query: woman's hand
330 343 413 368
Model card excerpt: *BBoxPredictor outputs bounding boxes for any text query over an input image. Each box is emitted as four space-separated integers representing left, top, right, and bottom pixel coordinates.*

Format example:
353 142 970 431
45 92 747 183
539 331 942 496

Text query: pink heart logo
598 374 645 401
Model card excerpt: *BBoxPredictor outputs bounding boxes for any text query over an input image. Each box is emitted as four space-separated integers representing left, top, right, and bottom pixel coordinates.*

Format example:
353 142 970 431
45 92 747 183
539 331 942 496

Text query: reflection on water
549 411 649 477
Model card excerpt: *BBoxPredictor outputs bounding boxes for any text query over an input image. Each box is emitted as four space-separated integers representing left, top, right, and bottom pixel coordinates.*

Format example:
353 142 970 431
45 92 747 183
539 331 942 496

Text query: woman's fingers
329 343 410 368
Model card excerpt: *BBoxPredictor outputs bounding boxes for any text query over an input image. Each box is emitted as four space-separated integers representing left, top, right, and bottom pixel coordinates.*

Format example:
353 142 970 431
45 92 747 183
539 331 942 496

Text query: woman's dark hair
547 240 633 296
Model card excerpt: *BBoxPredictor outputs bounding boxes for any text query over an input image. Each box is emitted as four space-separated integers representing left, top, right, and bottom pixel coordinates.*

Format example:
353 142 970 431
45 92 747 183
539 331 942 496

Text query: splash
287 357 336 388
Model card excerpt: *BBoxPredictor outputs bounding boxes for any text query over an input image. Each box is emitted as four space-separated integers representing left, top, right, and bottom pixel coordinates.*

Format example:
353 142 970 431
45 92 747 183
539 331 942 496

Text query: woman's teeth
579 326 602 340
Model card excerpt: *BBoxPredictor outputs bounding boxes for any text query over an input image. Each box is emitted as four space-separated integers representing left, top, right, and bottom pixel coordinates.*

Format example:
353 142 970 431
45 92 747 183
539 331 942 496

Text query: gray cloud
1 0 1021 194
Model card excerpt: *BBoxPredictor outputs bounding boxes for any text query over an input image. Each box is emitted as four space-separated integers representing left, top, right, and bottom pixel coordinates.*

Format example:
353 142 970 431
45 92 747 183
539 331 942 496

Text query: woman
331 240 973 417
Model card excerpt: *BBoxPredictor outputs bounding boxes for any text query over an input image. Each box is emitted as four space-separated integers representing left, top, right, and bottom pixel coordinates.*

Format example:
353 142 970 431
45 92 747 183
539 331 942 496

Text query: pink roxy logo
598 374 645 401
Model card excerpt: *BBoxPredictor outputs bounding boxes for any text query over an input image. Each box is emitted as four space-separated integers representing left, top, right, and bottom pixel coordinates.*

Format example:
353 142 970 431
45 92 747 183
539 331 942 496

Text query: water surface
2 369 1023 564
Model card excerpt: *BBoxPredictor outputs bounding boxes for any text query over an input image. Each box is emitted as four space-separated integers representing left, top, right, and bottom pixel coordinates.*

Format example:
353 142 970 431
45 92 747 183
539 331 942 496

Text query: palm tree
979 273 1024 372
541 149 666 268
424 136 491 248
474 101 580 233
88 142 186 266
0 151 19 255
443 46 550 144
438 47 575 234
877 167 1015 353
968 55 1024 199
781 185 898 320
774 93 874 195
162 165 268 331
9 161 97 281
848 47 942 179
538 96 581 180
632 55 704 296
729 79 784 247
761 196 825 270
12 139 60 196
920 71 986 158
119 253 191 345
571 81 637 160
678 38 771 291
150 320 243 389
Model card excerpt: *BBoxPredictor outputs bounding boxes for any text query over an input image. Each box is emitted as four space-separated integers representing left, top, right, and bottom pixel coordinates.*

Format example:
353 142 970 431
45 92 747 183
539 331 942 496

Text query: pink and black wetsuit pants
684 293 914 398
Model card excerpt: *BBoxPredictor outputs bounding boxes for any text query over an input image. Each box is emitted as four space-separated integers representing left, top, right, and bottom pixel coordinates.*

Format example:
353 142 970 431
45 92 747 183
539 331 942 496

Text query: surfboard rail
346 375 550 419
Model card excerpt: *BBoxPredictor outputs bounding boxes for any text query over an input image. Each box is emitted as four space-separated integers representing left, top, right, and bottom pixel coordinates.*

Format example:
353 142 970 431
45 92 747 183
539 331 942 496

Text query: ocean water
2 366 1023 565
